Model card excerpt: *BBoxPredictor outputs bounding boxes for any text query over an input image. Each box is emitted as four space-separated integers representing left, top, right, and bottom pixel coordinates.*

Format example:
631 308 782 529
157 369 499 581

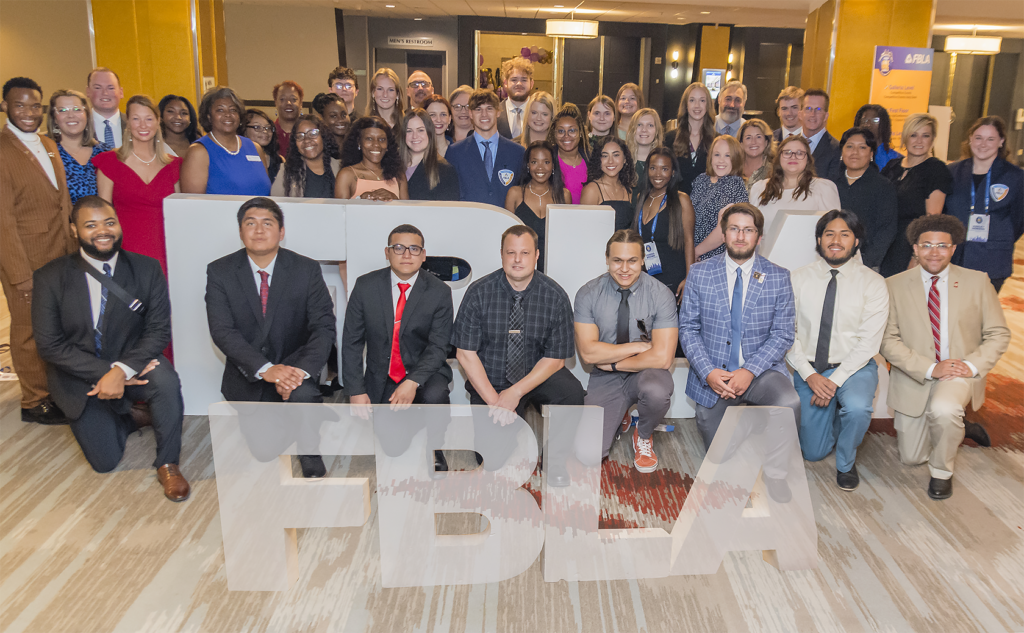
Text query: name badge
497 169 514 186
967 213 990 242
643 242 662 275
246 154 261 162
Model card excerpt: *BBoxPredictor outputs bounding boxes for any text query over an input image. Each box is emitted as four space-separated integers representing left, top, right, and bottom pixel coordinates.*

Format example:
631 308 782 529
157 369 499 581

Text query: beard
823 249 854 267
79 234 123 261
726 242 757 261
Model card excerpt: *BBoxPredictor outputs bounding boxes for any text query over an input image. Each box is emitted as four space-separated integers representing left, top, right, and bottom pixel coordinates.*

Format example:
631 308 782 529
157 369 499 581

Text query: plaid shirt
452 269 575 391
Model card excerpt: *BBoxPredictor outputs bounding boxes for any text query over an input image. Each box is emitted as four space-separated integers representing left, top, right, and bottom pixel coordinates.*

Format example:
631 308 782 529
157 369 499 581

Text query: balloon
479 54 484 65
531 52 540 62
538 47 548 57
530 45 539 54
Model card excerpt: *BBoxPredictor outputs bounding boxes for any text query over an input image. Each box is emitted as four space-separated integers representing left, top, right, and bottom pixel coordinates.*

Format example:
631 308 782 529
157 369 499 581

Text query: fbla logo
904 53 931 65
879 49 894 75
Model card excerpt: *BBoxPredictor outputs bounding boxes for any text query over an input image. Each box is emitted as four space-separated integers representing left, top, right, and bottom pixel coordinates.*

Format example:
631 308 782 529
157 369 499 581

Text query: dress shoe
130 402 153 429
963 421 991 447
430 450 449 480
763 475 792 503
299 455 327 479
156 464 190 502
928 477 952 500
22 400 69 425
547 464 571 487
836 465 859 491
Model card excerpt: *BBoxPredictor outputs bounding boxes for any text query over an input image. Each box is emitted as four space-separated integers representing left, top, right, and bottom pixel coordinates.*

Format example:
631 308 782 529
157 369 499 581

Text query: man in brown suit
880 215 1010 500
1 77 76 423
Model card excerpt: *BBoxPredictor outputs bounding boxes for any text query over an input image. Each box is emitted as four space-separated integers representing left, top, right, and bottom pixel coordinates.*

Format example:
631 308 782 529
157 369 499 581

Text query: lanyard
970 167 992 214
638 195 668 238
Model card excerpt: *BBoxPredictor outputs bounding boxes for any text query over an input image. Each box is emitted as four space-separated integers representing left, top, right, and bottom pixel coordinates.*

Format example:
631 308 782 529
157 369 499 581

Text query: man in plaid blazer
679 203 800 453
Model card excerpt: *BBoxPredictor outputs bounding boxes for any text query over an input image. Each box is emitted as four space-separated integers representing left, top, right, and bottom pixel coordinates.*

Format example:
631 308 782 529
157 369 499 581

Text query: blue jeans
794 359 877 473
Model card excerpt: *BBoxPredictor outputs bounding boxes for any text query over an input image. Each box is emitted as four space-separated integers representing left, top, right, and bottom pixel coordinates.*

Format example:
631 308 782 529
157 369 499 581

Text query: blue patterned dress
58 142 110 204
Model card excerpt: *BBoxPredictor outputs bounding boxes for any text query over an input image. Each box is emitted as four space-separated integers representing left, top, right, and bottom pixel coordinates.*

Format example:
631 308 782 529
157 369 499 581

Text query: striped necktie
928 275 941 362
94 263 112 357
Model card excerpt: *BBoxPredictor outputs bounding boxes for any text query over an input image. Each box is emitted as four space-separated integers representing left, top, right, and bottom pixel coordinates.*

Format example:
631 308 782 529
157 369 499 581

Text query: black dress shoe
431 450 449 479
22 401 69 425
548 464 571 488
963 421 991 447
299 455 327 479
836 465 859 491
928 477 952 500
763 475 792 503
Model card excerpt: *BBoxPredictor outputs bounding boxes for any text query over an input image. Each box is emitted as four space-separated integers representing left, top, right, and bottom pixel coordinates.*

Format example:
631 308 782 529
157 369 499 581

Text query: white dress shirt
725 255 756 367
81 249 136 379
248 254 296 380
781 125 801 138
786 257 889 387
6 120 58 188
391 270 418 313
504 98 525 138
93 110 123 148
803 127 828 153
920 266 978 379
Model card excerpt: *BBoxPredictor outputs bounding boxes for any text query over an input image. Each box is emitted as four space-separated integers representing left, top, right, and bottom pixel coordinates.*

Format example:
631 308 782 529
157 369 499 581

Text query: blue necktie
103 119 115 148
482 140 493 181
727 269 743 371
94 263 111 357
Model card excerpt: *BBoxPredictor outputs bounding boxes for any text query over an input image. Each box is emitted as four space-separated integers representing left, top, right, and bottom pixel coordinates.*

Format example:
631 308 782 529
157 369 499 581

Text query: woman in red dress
95 94 182 275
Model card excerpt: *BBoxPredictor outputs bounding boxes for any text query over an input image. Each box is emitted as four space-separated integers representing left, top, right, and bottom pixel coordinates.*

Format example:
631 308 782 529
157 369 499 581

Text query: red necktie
928 275 941 362
388 283 411 382
258 270 270 316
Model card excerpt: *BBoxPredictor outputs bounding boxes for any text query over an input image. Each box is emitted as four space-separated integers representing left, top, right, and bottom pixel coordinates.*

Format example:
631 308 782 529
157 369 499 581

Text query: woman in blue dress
46 89 109 204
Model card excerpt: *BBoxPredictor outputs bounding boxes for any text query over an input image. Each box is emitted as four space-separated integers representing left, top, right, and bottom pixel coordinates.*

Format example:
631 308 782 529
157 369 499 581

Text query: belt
819 363 841 371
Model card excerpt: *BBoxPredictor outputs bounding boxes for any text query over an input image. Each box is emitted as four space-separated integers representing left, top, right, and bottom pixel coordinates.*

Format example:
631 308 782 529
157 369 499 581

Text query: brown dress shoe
130 402 153 429
157 464 191 502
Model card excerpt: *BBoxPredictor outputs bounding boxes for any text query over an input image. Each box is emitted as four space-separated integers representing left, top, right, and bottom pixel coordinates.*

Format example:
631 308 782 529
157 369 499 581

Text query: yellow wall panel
698 25 731 77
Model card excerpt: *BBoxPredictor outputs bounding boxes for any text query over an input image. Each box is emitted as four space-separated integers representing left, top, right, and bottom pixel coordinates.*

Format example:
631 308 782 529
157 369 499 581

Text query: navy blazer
947 157 1024 280
446 133 525 208
811 131 842 181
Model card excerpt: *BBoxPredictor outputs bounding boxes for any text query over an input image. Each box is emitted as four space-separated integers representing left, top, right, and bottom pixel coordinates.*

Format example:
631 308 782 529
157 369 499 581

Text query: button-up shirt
452 269 575 391
6 120 57 188
81 249 135 379
715 115 742 138
803 126 828 153
504 99 526 138
247 253 303 380
391 269 418 312
786 257 888 387
920 265 978 379
780 125 801 138
473 130 500 176
725 255 756 367
573 272 678 344
92 110 123 148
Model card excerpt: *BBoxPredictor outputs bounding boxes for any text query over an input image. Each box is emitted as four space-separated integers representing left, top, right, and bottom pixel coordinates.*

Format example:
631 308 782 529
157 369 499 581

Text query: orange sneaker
620 411 633 434
631 428 658 473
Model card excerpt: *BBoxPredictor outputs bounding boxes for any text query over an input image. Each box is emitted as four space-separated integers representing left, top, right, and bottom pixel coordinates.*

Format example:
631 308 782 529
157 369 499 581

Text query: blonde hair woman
518 91 556 148
625 108 663 204
665 82 716 195
47 88 105 204
615 83 643 139
365 68 405 129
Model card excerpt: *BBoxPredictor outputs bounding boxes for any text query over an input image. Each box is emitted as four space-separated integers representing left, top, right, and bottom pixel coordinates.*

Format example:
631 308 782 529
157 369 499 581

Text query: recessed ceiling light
554 4 564 7
385 4 395 7
414 17 422 20
700 11 711 14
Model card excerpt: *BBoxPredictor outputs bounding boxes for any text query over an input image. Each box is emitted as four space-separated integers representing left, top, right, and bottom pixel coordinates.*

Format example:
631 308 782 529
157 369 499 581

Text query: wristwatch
610 362 618 372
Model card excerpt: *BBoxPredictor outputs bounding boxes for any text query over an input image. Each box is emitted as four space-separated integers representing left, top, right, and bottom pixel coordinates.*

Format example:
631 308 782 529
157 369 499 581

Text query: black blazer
205 248 336 401
342 267 453 403
32 251 171 419
407 160 460 202
664 129 708 196
496 99 513 139
811 131 842 181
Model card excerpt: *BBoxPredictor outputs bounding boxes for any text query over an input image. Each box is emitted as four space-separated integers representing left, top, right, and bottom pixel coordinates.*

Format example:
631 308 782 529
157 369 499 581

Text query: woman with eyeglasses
548 103 590 204
580 136 636 231
738 118 773 192
423 94 454 157
400 109 459 202
749 134 840 245
46 89 110 204
625 108 663 206
585 95 618 149
691 135 749 261
365 68 404 129
663 82 716 196
945 116 1023 292
854 104 902 168
270 114 338 198
312 93 349 159
158 94 198 158
504 141 570 272
879 112 952 278
614 83 643 140
240 108 283 183
448 85 474 142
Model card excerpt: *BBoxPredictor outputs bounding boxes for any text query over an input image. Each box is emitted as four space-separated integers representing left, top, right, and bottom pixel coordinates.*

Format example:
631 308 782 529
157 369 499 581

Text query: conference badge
498 169 514 186
990 184 1009 202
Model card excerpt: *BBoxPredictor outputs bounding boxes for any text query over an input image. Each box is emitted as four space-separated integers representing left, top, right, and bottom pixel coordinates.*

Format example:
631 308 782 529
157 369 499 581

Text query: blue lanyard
970 167 991 214
638 194 667 238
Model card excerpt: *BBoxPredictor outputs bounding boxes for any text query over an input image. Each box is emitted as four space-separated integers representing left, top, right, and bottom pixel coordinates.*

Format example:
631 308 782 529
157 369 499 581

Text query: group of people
0 56 1018 503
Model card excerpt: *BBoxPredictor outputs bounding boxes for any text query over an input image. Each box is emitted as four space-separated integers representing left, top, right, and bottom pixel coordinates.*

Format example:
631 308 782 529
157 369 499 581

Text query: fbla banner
869 46 934 140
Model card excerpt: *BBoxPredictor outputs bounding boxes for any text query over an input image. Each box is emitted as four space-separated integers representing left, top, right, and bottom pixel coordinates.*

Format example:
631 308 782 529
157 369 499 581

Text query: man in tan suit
1 77 76 424
880 215 1010 500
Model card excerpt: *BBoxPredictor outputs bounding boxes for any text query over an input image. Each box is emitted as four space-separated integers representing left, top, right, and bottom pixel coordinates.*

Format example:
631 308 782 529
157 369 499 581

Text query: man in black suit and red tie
205 197 337 478
342 224 454 472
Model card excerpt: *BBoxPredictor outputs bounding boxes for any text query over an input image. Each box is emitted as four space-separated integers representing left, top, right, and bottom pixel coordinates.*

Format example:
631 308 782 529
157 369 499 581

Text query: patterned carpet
1 243 1021 633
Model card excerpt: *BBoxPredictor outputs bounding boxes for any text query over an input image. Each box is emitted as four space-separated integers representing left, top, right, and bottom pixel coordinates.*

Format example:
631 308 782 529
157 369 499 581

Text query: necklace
845 169 863 181
211 133 240 155
528 183 550 200
131 149 156 165
361 163 382 180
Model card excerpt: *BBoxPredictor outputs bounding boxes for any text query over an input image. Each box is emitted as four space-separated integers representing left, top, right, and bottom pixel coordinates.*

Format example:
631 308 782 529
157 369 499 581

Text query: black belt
819 363 841 371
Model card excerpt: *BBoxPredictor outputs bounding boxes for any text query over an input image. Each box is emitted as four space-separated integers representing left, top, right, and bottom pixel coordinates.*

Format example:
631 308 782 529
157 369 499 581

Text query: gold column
698 25 731 77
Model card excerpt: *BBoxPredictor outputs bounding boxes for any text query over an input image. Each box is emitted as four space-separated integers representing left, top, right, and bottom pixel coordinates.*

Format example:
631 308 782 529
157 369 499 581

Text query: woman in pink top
334 116 407 200
549 103 589 204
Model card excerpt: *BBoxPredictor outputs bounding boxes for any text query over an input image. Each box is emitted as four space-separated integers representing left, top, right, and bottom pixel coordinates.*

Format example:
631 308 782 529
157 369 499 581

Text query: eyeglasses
452 104 469 112
54 106 86 114
917 242 952 251
726 227 759 236
246 124 273 133
555 128 579 137
863 117 881 124
781 149 808 158
408 81 431 89
804 106 825 114
387 244 423 255
332 82 356 91
293 129 321 141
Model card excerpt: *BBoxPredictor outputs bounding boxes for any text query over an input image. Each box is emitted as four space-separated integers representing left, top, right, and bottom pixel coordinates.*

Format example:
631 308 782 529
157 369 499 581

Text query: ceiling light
935 24 1005 32
546 19 598 39
700 11 710 15
385 4 395 7
554 4 564 6
539 7 600 13
945 34 1002 54
414 17 422 20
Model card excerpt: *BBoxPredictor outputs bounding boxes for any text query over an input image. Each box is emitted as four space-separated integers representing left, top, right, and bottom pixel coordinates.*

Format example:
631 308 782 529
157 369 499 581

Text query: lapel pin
954 281 958 288
752 271 764 283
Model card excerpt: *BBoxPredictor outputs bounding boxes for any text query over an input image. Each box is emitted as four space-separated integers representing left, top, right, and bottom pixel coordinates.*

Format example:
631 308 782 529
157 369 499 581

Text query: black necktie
814 269 839 373
616 288 630 344
94 263 112 357
506 293 525 384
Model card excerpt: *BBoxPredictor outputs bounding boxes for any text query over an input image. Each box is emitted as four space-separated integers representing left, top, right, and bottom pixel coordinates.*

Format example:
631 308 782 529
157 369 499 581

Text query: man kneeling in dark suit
32 196 189 501
343 224 454 473
205 197 337 478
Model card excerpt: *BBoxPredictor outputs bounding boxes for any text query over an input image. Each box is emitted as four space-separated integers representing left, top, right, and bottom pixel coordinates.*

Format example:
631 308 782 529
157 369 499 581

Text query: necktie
483 140 494 181
104 119 114 148
814 269 839 373
94 263 112 357
512 107 523 138
616 288 631 344
258 270 270 316
389 282 411 383
506 293 525 385
928 275 941 362
727 269 744 371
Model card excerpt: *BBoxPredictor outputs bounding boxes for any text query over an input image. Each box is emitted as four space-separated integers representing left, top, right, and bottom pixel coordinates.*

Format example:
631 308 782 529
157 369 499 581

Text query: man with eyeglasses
680 203 800 494
497 57 535 139
574 230 677 472
772 86 804 142
800 89 841 180
1 76 76 425
205 198 336 478
406 71 435 110
446 89 525 208
342 224 455 472
715 81 747 137
328 66 360 122
880 214 1009 500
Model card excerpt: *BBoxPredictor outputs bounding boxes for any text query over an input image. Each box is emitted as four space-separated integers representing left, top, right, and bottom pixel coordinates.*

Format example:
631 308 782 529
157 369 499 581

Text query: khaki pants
894 378 970 480
1 278 49 409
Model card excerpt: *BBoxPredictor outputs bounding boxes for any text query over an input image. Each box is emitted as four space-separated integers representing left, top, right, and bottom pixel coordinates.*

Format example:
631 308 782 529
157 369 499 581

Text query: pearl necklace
131 150 156 165
211 133 240 156
845 169 864 181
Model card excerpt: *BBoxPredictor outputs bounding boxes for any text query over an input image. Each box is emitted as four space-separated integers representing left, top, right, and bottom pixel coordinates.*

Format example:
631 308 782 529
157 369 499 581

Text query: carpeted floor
1 243 1021 633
